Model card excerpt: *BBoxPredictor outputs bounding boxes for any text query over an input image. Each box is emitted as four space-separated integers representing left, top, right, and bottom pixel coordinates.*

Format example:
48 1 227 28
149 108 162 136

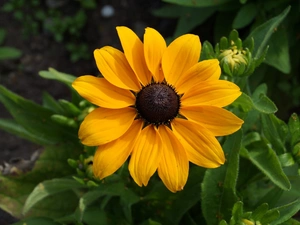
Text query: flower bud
51 114 78 128
216 30 255 77
218 44 253 77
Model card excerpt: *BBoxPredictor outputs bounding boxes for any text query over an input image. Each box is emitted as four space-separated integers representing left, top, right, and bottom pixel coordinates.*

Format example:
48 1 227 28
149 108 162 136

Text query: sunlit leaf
39 68 76 86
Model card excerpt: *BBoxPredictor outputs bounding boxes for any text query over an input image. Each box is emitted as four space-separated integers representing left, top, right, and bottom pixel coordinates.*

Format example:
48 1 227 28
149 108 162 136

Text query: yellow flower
72 26 243 192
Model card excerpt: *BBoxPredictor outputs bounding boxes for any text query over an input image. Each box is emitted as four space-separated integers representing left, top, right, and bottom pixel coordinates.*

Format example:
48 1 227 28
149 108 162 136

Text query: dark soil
0 0 171 165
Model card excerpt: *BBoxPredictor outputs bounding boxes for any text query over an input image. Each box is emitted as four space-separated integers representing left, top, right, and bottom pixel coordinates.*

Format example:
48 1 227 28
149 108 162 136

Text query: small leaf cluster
1 0 97 62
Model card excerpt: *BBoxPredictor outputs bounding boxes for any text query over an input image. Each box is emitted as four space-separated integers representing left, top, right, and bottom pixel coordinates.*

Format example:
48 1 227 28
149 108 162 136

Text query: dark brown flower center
135 83 180 125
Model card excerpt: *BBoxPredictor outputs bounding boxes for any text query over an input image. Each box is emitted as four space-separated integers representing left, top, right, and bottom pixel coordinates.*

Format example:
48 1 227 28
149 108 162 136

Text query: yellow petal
180 105 244 136
116 26 152 86
176 59 221 94
94 47 141 92
79 107 136 146
129 125 162 186
72 76 135 108
171 118 225 168
93 120 143 179
157 125 189 192
181 80 241 107
162 34 201 87
144 27 166 82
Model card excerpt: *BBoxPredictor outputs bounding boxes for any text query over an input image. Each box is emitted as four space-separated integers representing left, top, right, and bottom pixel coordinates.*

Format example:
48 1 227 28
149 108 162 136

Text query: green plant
0 27 22 60
1 0 97 62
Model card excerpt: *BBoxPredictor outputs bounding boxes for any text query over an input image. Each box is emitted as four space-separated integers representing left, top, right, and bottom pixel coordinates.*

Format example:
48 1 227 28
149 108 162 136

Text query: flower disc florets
135 83 180 125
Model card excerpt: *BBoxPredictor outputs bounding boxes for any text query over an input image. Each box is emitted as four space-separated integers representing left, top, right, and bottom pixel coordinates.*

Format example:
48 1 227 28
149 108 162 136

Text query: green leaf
242 132 261 146
0 28 7 45
78 181 139 223
264 27 291 74
12 217 62 225
152 4 183 18
162 0 234 7
232 3 257 29
231 201 243 222
144 166 205 224
201 40 216 60
288 113 300 146
245 6 290 60
81 207 108 225
252 84 278 114
0 118 55 145
260 208 280 224
278 153 295 167
153 5 215 38
232 92 254 112
42 92 65 115
164 179 201 224
39 68 76 86
23 178 85 215
279 218 300 225
0 143 82 218
269 199 300 225
251 203 269 221
244 141 291 190
256 187 284 209
174 7 215 37
0 85 77 144
219 220 228 225
253 94 277 114
0 46 22 60
201 131 242 224
261 114 288 154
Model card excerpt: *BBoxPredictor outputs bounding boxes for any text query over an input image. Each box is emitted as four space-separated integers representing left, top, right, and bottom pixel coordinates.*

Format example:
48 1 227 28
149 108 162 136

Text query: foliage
0 27 22 60
1 0 97 62
0 2 300 225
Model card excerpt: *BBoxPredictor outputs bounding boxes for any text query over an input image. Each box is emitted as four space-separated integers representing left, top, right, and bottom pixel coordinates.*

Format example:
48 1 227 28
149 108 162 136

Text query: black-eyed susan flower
72 26 243 192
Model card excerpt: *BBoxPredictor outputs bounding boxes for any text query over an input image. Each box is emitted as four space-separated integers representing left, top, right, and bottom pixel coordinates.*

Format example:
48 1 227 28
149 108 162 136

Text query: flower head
72 26 243 192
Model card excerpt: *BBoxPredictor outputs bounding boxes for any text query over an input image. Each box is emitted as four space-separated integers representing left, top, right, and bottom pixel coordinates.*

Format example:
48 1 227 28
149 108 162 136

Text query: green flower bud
73 176 86 185
83 156 94 178
67 158 79 169
87 180 98 187
218 46 252 77
215 30 256 77
76 167 86 177
58 99 81 116
51 114 78 128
